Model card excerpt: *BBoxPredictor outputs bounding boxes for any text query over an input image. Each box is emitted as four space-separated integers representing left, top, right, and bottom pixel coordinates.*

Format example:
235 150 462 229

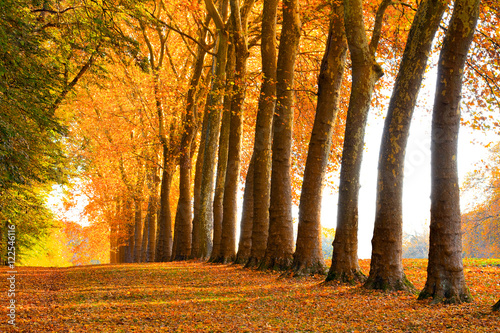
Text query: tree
171 22 209 261
419 0 480 304
214 0 256 263
193 0 230 259
245 0 279 268
326 0 387 283
260 0 301 270
366 0 448 291
291 0 347 276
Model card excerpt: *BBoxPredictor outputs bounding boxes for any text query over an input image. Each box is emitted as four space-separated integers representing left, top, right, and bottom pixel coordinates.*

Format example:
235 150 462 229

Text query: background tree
261 0 301 270
245 0 279 268
291 0 347 276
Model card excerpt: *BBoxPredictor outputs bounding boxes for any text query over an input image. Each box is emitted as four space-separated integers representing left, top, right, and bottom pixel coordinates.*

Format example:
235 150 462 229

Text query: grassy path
1 259 500 332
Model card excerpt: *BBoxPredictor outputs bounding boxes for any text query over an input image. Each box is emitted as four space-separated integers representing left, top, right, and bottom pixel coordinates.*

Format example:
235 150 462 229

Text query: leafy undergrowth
2 259 500 332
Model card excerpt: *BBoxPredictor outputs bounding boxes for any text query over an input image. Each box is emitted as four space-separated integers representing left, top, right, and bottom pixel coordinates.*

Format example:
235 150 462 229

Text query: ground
1 259 500 332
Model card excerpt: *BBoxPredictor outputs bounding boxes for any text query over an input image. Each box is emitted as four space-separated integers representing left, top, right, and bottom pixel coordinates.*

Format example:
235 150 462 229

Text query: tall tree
193 0 230 259
418 0 479 304
246 0 279 268
214 0 255 263
261 0 301 270
291 0 347 276
326 0 387 283
171 23 209 261
210 41 235 261
365 0 449 291
235 156 255 263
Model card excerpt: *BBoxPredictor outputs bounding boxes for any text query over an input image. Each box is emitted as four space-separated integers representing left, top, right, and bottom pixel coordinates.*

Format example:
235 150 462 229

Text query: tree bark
235 155 254 264
261 0 301 271
245 0 278 268
191 100 209 259
155 158 175 262
194 0 229 259
418 0 479 304
172 25 208 261
215 0 254 264
326 0 386 283
210 41 235 262
366 0 448 292
291 0 347 276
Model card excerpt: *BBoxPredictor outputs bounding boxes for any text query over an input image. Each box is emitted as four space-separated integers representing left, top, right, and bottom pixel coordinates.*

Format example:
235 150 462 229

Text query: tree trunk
215 0 253 263
326 0 386 283
235 155 254 264
191 101 209 259
493 300 500 311
210 41 235 262
366 0 448 292
194 0 229 259
156 159 174 262
245 0 278 268
172 27 208 261
418 0 479 304
143 165 160 262
291 0 347 276
110 200 119 264
133 187 144 262
261 0 301 271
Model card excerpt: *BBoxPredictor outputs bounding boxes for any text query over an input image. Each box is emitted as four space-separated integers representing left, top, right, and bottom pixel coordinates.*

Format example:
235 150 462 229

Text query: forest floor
1 259 500 332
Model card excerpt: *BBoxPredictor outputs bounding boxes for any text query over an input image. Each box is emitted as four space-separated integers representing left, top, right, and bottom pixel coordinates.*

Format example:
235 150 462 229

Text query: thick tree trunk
172 29 207 261
155 162 174 262
326 0 385 283
418 0 478 304
261 0 301 271
235 155 254 264
366 0 448 292
194 0 229 259
291 1 347 276
245 0 278 268
210 42 235 262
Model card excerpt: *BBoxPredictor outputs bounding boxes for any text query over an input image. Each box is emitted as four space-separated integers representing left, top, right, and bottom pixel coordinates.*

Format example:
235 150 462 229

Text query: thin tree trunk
326 0 387 283
291 0 347 276
156 157 175 262
191 101 209 259
215 0 254 263
235 155 254 264
133 200 144 263
172 26 208 261
210 41 235 262
261 0 301 271
194 0 229 259
245 0 279 268
366 0 448 292
419 0 478 304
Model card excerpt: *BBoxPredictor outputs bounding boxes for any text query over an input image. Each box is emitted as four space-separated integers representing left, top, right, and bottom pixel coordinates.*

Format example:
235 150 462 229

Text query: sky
319 63 496 258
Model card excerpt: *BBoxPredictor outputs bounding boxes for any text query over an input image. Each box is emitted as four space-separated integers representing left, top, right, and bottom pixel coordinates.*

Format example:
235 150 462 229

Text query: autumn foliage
2 259 500 332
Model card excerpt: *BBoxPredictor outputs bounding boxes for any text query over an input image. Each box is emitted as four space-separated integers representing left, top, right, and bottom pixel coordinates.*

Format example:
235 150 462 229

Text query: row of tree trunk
111 0 481 305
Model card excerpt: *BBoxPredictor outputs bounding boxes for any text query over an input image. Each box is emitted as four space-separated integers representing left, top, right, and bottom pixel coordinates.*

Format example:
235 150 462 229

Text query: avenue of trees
1 0 499 307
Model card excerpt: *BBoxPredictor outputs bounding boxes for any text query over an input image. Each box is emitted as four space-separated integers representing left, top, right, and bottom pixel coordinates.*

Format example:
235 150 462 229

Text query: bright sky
319 61 496 258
